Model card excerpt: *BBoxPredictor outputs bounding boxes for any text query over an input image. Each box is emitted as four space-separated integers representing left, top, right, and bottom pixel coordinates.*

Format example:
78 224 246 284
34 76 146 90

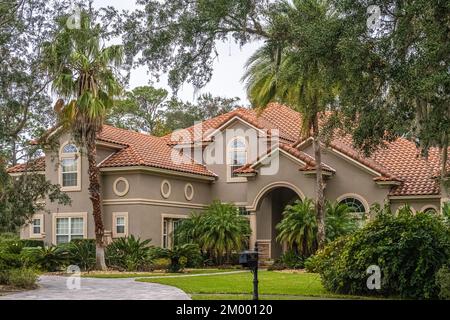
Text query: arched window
338 196 367 214
60 143 80 191
228 137 247 179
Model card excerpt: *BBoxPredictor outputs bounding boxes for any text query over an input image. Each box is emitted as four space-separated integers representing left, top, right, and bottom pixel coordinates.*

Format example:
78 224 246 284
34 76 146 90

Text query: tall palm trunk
312 115 325 249
86 139 107 270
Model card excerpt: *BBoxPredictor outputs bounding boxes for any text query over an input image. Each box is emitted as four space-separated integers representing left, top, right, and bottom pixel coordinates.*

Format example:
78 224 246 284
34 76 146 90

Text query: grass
83 268 241 278
136 270 376 300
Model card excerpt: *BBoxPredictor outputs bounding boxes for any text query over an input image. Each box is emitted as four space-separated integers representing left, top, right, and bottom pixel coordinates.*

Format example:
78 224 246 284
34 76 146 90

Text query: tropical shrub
24 246 69 272
313 207 450 299
0 252 23 269
106 235 153 271
6 268 38 289
67 239 96 271
269 250 305 270
151 258 171 271
325 201 358 242
175 201 251 264
276 199 317 256
19 239 44 248
151 243 201 273
436 266 450 300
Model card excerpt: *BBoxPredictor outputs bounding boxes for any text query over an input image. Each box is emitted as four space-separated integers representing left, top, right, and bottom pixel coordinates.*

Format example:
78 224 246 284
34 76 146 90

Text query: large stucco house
8 103 450 259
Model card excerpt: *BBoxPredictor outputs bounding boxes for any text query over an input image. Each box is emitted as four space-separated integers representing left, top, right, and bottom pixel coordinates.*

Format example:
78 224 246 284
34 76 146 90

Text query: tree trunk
441 134 448 179
312 116 326 249
86 140 107 270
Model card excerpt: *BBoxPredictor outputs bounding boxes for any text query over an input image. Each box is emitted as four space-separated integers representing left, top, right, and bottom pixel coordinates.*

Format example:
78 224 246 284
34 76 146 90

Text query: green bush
151 244 201 273
174 201 251 265
0 252 23 269
313 208 450 299
24 246 69 272
151 258 170 270
19 239 44 248
6 268 38 289
268 250 305 270
436 266 450 299
67 239 96 271
106 235 153 271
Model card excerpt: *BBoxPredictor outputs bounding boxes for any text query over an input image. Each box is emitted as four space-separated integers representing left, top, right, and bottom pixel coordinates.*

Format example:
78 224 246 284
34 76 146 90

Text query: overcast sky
93 0 262 105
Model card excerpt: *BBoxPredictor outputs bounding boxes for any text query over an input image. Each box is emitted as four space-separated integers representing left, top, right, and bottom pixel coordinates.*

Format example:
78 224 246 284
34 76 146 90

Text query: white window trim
184 183 194 201
227 136 248 183
59 142 81 192
160 180 172 199
161 214 187 248
336 193 370 214
29 213 44 239
420 205 439 214
52 212 87 244
113 177 130 197
112 212 129 238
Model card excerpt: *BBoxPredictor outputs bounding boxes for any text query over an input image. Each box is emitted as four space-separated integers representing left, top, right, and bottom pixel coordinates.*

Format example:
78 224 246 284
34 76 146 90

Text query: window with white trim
112 212 128 237
228 137 247 178
55 217 84 244
60 143 80 190
162 217 184 248
32 218 41 235
338 197 367 215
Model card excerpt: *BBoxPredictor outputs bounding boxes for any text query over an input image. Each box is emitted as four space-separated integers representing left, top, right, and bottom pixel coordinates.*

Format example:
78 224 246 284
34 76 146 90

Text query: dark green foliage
4 268 38 289
67 239 96 271
151 244 202 273
312 208 450 299
276 199 317 256
23 246 69 272
19 239 44 248
174 201 251 264
269 250 305 270
325 201 359 243
436 266 450 300
106 235 153 271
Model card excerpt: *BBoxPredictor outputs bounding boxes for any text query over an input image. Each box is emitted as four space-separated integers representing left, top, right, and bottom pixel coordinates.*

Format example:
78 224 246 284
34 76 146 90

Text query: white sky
93 0 263 105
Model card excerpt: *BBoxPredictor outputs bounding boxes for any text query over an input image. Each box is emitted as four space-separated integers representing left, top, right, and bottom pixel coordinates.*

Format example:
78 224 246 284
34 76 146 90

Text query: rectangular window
32 219 41 234
112 212 128 238
55 217 84 244
162 217 184 248
61 158 78 187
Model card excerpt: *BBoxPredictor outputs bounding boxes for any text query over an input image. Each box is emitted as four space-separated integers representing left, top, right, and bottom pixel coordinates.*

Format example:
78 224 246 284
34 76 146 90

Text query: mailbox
239 250 258 268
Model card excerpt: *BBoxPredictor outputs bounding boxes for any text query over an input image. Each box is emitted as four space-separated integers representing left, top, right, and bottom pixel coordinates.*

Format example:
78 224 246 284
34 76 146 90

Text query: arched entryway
251 183 303 260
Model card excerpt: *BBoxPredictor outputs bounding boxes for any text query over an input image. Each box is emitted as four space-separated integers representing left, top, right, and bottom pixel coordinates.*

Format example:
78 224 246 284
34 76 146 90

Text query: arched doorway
253 185 302 259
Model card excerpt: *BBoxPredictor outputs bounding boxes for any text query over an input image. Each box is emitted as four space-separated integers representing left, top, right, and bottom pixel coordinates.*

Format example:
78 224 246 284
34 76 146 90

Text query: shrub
67 239 96 271
313 208 450 299
0 252 23 269
175 201 251 265
106 235 153 271
19 239 44 248
6 268 38 289
325 201 359 243
24 246 69 272
151 258 170 270
151 244 201 273
276 199 317 256
436 266 450 299
268 250 305 270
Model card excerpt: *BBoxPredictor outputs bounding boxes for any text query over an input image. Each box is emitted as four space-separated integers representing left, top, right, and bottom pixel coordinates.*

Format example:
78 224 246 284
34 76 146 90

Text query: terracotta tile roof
7 157 45 174
98 126 217 178
233 143 335 175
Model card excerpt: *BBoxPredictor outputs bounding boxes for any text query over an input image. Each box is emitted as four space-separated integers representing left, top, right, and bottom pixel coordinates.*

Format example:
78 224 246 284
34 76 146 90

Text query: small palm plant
325 201 358 243
276 199 318 257
106 235 153 271
152 243 201 273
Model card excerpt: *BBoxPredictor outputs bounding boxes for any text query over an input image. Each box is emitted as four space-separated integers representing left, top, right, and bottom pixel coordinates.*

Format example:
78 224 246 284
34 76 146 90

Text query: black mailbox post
239 245 259 300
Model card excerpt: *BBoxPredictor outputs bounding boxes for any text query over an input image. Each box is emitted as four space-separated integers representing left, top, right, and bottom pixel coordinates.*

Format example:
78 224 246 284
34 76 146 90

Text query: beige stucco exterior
19 122 446 260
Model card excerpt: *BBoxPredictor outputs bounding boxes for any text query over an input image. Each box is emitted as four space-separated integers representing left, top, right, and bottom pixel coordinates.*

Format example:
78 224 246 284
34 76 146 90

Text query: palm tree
276 199 317 256
190 201 251 264
242 0 342 249
42 12 123 270
325 201 358 243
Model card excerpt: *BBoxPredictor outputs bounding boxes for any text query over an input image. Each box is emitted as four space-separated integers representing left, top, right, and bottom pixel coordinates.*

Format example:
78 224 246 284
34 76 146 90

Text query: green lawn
136 271 376 300
83 268 241 278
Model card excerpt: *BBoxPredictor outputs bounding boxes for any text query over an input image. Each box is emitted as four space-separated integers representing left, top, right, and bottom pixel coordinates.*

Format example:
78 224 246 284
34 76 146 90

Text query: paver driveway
0 275 190 300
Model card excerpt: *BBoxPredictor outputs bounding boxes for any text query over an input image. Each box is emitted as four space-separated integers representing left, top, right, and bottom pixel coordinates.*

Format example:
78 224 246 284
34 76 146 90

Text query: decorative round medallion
184 183 194 201
160 180 172 199
113 177 129 197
